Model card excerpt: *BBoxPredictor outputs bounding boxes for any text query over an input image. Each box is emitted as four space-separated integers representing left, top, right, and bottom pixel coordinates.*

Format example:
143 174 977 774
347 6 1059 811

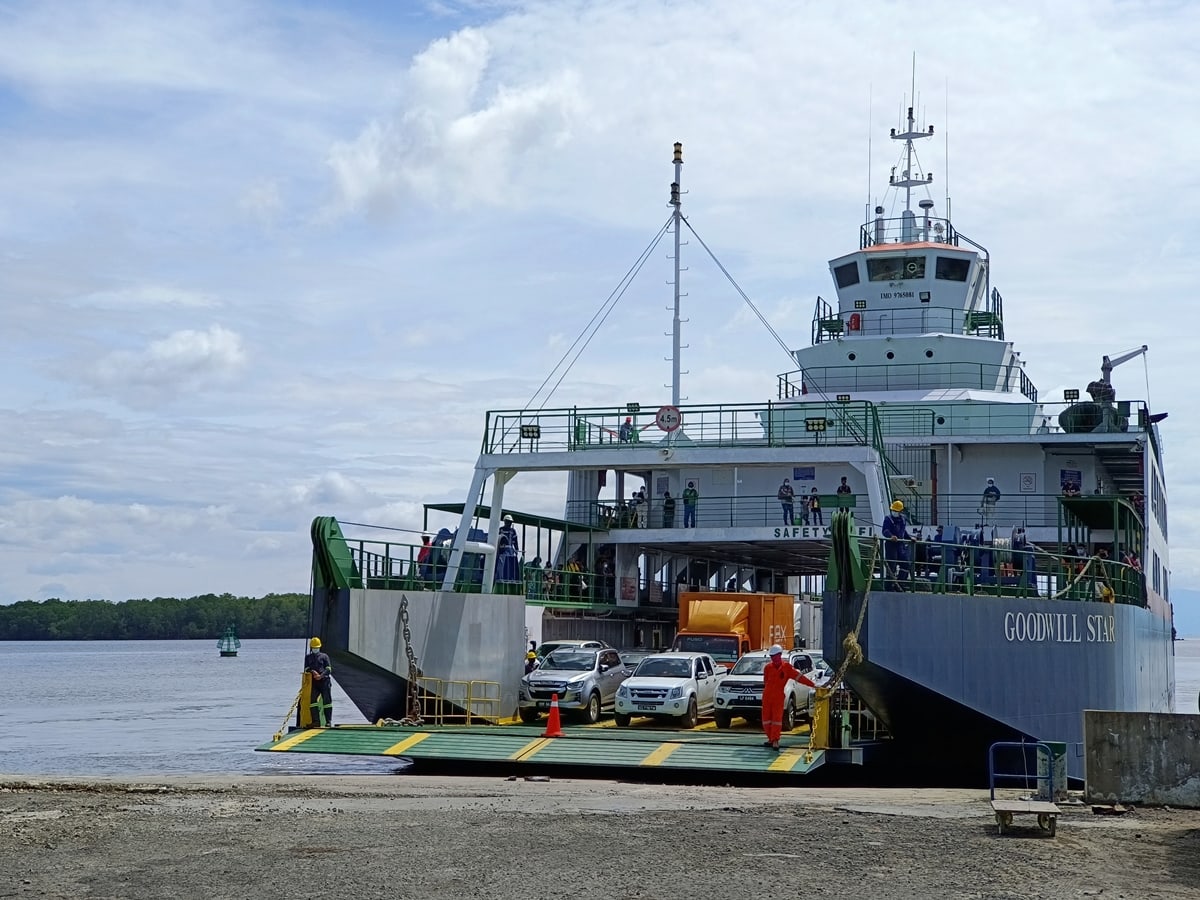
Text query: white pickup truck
613 651 724 729
712 649 829 730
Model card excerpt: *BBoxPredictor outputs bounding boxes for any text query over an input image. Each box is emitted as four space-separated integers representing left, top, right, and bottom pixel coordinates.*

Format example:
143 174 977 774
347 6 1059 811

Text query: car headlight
668 686 683 700
569 680 587 694
617 684 629 698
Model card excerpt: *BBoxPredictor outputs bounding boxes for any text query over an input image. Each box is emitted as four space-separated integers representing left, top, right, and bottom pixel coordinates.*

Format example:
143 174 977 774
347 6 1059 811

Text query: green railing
567 493 864 530
482 401 891 454
863 539 1146 606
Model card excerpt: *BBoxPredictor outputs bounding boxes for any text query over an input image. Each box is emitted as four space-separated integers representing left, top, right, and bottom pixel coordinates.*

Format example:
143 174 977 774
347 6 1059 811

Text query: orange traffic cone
542 693 563 738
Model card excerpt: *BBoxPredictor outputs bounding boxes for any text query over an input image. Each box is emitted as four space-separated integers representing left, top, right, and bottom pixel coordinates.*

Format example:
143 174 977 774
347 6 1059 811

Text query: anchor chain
398 593 424 726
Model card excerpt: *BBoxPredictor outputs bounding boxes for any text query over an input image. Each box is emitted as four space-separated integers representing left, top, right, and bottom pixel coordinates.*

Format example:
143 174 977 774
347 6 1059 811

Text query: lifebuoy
848 312 862 332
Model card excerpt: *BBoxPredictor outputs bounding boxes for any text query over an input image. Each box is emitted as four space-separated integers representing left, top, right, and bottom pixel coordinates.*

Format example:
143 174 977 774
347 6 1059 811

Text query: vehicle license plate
637 703 657 711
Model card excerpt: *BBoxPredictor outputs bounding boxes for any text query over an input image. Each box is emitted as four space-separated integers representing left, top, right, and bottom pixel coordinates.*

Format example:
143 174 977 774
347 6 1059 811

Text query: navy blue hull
824 590 1175 781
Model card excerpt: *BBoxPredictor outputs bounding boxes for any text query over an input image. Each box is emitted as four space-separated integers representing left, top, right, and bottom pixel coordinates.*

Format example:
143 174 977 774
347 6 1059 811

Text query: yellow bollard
810 686 831 750
298 671 314 728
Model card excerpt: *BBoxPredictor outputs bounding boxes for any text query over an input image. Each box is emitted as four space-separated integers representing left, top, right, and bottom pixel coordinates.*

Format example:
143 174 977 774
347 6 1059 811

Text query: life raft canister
848 312 862 332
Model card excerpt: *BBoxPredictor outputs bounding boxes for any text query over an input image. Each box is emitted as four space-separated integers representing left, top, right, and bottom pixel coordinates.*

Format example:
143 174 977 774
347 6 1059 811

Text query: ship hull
824 589 1175 781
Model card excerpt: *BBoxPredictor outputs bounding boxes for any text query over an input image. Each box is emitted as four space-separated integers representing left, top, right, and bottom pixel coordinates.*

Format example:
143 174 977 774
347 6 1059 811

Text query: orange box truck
669 592 794 670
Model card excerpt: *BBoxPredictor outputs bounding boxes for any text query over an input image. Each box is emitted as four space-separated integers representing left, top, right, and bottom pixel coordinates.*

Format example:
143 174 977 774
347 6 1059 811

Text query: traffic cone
542 693 563 738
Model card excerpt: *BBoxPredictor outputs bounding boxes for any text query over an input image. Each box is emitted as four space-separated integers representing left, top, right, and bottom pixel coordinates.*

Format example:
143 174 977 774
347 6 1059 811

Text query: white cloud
92 325 246 402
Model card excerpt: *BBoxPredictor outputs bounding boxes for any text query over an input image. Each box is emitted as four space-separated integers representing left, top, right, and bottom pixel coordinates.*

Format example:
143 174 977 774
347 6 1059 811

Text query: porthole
936 416 945 425
886 351 895 360
925 350 934 358
848 353 857 361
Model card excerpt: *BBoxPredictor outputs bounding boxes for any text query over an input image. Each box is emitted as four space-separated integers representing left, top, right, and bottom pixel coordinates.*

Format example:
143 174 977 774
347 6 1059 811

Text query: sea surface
0 639 399 777
3 638 1200 777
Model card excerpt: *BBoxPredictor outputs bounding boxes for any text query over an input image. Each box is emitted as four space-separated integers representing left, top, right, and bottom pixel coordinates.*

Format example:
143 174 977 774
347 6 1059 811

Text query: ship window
886 351 895 360
834 262 861 288
935 256 970 281
848 353 857 361
925 350 934 358
867 256 926 282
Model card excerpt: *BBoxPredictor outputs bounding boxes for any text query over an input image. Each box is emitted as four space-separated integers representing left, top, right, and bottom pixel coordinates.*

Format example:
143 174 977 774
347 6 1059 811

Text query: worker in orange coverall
762 644 816 750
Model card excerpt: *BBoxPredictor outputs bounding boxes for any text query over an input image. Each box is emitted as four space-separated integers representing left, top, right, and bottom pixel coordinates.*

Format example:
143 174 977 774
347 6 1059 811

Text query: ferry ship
308 100 1174 781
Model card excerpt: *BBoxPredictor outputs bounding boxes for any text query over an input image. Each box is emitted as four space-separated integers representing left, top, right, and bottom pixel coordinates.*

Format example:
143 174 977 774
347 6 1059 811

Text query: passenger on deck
979 478 1001 525
496 514 520 583
882 500 911 590
417 534 433 585
682 482 699 528
618 416 634 442
777 478 795 526
662 490 676 527
809 488 824 526
836 476 852 496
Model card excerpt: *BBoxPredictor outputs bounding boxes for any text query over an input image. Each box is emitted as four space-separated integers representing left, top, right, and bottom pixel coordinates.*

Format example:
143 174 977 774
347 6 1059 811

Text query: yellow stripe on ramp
768 748 807 772
509 738 553 761
270 729 326 752
640 742 682 767
382 732 432 755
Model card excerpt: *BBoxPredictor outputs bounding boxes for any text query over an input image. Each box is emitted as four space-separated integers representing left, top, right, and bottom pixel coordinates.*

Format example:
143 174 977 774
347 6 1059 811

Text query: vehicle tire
581 691 601 725
614 712 632 727
518 708 539 724
679 697 698 729
782 697 795 732
714 712 732 730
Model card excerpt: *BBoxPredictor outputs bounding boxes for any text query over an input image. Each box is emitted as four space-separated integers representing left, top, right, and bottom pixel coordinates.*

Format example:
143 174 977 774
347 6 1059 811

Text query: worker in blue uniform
882 499 911 590
304 636 333 727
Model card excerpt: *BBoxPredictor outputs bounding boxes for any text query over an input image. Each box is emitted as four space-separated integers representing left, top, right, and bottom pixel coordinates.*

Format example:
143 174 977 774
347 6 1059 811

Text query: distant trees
0 593 309 641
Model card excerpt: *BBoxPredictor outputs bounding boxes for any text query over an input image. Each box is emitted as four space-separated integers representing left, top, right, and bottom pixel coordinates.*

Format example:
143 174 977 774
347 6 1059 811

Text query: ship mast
670 142 683 406
889 103 935 242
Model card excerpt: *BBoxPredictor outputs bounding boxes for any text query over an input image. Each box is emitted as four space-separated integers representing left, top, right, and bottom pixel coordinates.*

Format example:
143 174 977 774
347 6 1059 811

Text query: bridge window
935 256 970 281
834 262 860 288
867 256 925 282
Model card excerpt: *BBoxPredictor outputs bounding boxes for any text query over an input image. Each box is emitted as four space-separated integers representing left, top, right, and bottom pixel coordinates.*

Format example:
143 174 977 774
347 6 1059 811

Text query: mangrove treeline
0 593 309 641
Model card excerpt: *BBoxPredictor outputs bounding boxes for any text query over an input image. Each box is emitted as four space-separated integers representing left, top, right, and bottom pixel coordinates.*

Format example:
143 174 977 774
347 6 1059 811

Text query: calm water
0 639 402 776
3 638 1199 776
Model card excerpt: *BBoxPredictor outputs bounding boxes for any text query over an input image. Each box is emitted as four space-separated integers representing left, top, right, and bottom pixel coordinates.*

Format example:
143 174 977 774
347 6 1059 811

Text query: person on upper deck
882 500 910 589
682 482 699 528
618 416 634 443
777 478 795 526
809 488 824 526
980 477 1001 525
836 476 852 495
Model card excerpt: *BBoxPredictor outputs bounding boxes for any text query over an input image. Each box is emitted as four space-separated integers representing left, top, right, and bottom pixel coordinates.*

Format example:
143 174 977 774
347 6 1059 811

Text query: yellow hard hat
309 636 322 649
526 651 536 659
890 500 905 512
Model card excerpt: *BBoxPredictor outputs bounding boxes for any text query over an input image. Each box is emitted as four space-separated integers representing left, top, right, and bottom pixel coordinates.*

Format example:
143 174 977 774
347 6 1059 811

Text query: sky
1 0 1198 625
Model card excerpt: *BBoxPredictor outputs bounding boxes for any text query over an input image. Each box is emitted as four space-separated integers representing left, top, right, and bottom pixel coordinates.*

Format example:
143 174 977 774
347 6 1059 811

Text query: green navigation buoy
217 623 242 658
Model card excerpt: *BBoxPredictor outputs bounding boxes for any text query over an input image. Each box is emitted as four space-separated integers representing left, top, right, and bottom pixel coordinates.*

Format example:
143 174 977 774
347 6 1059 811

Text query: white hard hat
503 514 513 522
769 644 784 657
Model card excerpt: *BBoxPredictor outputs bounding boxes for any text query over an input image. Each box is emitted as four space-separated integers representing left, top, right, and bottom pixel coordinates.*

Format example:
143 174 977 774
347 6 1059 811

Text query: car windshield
671 635 739 663
541 650 596 671
730 656 769 676
634 657 693 679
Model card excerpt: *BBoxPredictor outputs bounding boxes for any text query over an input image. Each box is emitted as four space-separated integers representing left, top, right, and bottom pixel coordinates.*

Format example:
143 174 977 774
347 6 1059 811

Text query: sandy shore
3 774 1199 899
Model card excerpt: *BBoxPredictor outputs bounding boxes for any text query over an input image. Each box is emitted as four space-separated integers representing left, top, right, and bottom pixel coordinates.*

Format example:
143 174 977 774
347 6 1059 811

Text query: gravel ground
3 775 1199 899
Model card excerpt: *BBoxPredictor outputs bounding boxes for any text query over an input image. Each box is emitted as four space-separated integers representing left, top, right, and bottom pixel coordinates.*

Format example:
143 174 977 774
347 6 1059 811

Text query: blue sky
1 0 1198 628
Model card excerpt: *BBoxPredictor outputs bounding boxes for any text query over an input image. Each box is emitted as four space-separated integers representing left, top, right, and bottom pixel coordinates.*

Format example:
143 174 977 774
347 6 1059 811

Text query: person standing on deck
809 488 824 526
682 482 699 528
980 477 1001 525
496 514 520 583
762 644 816 750
882 500 911 589
417 534 433 586
618 416 634 442
304 637 333 727
662 491 676 528
777 478 795 526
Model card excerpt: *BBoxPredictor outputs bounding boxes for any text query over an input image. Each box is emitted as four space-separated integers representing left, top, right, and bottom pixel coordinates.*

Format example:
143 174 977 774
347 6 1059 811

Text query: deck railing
482 400 887 455
779 362 1039 404
866 539 1146 607
330 527 1145 608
